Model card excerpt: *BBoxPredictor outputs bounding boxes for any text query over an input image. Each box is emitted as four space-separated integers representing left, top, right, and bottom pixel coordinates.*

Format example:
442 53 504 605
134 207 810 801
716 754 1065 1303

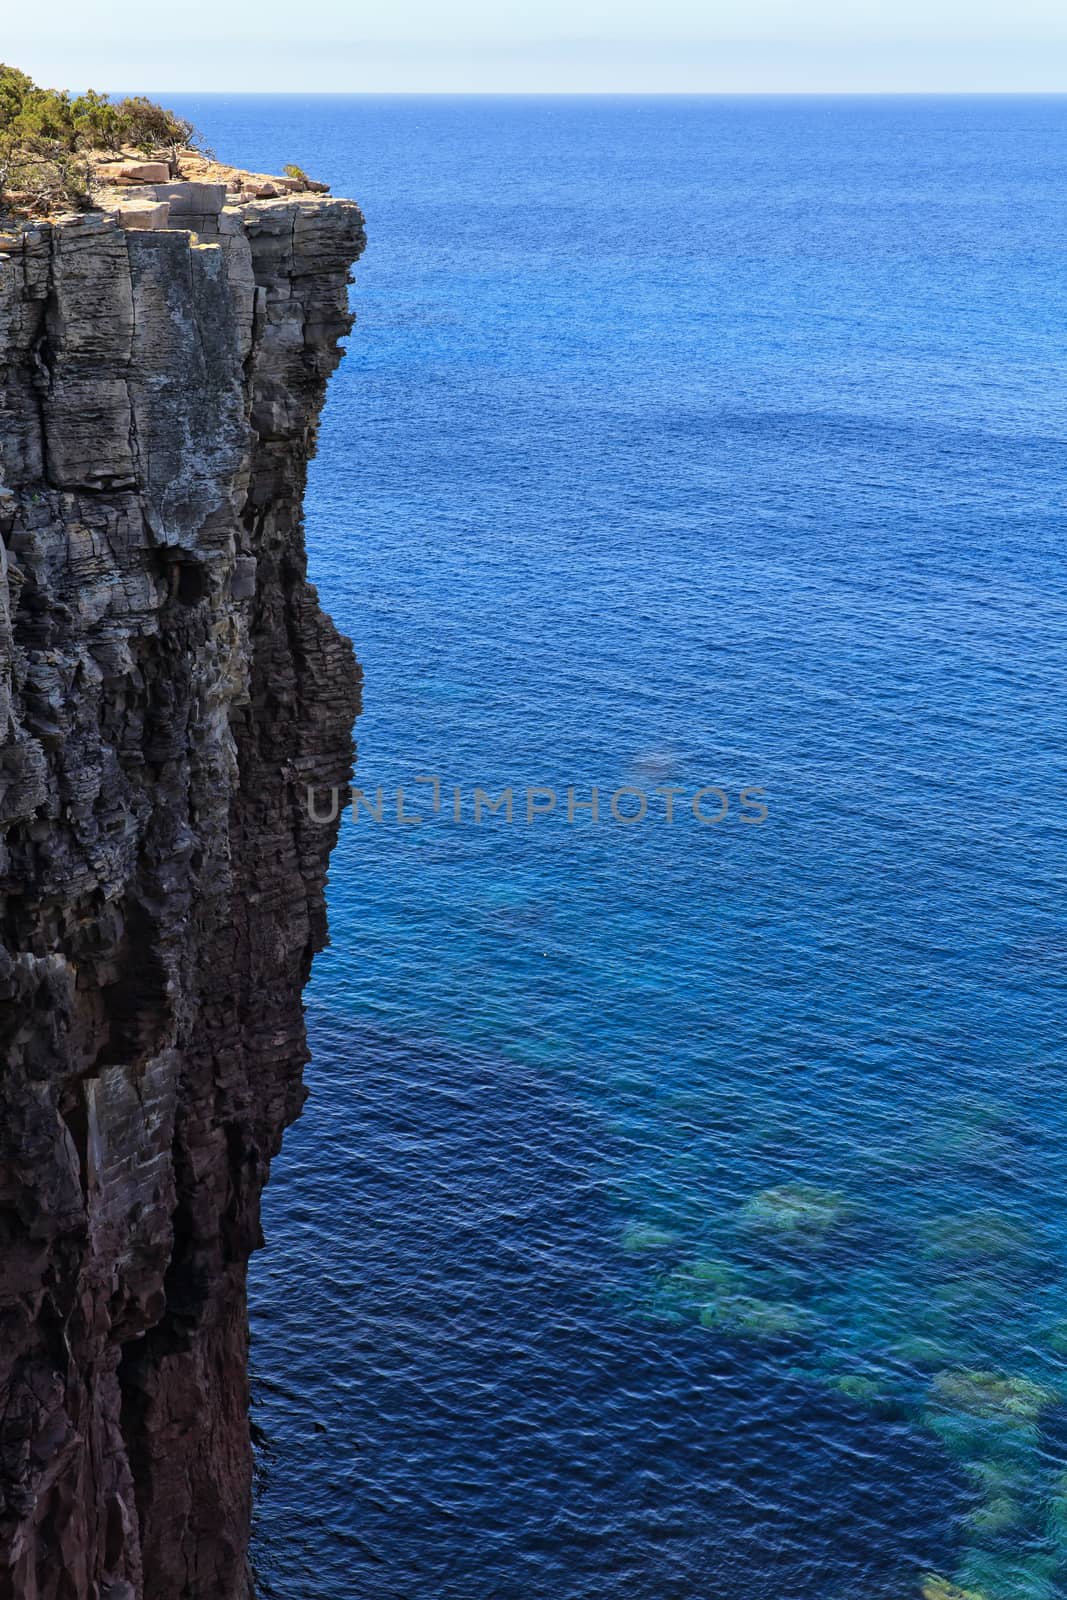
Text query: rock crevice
0 184 365 1599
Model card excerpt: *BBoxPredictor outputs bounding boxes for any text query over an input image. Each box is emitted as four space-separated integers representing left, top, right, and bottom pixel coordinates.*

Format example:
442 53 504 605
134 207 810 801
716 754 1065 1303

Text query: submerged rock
649 1258 742 1321
675 1257 739 1289
1044 1473 1067 1547
738 1182 850 1242
962 1494 1022 1536
1036 1317 1067 1357
922 1210 1038 1265
926 1409 1037 1465
699 1294 817 1340
954 1553 1059 1600
921 1578 989 1600
639 1300 691 1328
928 1370 1057 1426
621 1223 679 1255
889 1335 955 1370
927 1276 1018 1318
830 1373 884 1404
962 1458 1025 1499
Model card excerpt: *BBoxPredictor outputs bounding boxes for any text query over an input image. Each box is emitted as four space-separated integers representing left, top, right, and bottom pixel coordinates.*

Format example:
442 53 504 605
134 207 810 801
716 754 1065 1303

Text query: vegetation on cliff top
0 64 197 217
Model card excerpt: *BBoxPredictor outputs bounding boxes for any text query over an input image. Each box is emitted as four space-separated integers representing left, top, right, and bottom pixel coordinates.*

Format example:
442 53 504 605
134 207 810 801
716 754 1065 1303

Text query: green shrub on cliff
0 65 194 152
108 94 196 152
0 133 91 215
0 64 197 215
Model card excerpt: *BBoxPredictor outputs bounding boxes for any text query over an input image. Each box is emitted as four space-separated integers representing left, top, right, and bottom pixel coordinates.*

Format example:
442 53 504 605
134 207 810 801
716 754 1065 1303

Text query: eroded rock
0 187 365 1599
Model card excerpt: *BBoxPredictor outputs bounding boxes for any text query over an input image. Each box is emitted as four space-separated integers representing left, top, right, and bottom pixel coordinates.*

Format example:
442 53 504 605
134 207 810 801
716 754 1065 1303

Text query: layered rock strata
0 179 365 1598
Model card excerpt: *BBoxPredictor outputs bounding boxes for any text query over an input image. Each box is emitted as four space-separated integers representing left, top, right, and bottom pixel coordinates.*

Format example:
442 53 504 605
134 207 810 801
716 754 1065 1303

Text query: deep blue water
169 96 1067 1599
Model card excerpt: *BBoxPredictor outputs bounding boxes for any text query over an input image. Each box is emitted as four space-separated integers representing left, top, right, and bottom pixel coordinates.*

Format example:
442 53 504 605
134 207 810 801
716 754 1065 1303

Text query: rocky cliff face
0 181 365 1598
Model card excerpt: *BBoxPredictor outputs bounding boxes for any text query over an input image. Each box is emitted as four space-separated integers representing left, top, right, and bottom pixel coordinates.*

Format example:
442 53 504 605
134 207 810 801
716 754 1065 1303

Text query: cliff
0 174 365 1597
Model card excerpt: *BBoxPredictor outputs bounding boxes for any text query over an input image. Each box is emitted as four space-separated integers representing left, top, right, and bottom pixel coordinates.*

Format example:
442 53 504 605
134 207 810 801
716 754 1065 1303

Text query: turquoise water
172 96 1067 1598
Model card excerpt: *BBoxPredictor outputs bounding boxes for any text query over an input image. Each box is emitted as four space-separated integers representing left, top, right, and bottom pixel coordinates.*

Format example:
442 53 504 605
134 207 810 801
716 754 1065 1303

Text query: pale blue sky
10 0 1067 93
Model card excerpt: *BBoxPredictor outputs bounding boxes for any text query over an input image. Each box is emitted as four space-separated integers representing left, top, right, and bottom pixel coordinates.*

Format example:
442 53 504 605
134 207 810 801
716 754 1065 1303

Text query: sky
9 0 1067 94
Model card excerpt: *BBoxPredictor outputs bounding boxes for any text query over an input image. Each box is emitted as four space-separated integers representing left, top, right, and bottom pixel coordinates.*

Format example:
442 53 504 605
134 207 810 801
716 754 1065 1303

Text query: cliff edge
0 172 365 1598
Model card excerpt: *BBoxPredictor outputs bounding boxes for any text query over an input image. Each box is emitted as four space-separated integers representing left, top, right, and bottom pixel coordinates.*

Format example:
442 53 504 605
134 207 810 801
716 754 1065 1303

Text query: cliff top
0 64 332 223
85 149 334 236
92 148 331 203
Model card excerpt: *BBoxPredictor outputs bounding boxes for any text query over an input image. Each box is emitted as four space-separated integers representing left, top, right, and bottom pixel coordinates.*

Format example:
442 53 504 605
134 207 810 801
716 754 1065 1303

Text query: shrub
0 65 35 129
283 163 310 187
0 65 195 153
0 132 92 214
0 64 199 213
70 89 123 151
0 65 76 144
110 95 194 154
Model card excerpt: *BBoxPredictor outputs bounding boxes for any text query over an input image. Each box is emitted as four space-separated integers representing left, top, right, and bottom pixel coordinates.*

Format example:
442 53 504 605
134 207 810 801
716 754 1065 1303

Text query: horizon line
140 88 1067 97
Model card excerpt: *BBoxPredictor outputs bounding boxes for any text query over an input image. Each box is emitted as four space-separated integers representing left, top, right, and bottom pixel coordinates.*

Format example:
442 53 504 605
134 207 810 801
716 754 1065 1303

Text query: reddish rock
114 161 170 184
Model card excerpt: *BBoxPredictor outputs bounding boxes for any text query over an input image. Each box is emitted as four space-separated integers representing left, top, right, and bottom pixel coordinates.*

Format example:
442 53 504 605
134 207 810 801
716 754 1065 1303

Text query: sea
165 94 1067 1600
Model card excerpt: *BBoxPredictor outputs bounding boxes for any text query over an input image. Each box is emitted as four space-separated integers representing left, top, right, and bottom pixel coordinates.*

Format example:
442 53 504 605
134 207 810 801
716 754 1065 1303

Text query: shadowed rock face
0 189 365 1599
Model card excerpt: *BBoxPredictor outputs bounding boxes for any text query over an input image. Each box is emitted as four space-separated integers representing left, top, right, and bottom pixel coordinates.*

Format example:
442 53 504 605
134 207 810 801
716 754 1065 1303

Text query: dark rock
0 192 366 1598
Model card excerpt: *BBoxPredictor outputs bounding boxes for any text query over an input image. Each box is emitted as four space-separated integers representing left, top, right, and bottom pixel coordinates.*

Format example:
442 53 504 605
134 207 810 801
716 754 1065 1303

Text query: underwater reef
616 1120 1067 1600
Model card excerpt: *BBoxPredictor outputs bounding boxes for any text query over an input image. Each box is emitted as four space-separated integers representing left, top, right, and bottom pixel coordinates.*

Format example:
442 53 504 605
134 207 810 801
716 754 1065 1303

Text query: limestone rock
114 161 170 184
0 187 366 1599
112 202 171 231
151 181 227 219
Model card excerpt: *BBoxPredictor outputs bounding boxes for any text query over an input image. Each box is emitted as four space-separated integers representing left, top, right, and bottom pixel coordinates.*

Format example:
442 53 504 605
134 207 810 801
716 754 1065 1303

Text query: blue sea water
169 95 1067 1599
